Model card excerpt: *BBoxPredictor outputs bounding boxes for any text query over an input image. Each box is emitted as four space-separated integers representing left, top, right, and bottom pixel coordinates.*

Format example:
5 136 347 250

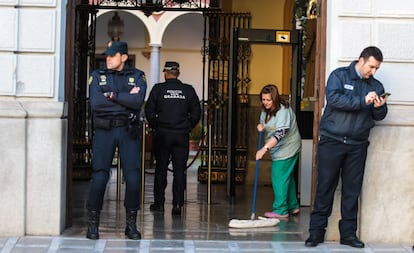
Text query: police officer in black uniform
145 61 201 216
86 41 146 240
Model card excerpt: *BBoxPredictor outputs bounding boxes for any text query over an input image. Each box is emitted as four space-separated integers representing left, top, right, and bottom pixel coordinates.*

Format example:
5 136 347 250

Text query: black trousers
153 131 189 207
309 136 369 238
87 127 142 211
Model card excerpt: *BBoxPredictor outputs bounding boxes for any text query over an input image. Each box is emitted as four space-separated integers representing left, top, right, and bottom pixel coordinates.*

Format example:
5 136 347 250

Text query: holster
127 113 141 139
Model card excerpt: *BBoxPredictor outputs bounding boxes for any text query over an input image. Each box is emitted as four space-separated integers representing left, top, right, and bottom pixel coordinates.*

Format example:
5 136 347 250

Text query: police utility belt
94 117 128 130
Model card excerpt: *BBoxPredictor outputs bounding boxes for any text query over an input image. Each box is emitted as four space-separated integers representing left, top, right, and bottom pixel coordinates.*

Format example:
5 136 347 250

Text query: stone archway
64 2 211 228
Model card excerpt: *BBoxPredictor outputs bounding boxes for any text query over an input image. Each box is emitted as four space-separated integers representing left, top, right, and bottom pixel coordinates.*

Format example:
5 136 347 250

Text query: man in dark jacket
145 61 201 216
305 46 388 248
86 41 146 240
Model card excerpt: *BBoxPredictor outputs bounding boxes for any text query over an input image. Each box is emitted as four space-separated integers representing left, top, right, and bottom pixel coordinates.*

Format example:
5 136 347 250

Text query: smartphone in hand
380 92 391 98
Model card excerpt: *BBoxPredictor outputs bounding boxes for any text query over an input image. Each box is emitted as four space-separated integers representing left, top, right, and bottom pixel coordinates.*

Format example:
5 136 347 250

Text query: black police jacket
320 61 388 144
88 65 147 119
145 79 201 134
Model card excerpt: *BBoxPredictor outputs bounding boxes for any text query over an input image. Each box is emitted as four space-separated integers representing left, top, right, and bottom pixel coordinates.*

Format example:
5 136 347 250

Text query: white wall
0 0 67 236
0 0 64 99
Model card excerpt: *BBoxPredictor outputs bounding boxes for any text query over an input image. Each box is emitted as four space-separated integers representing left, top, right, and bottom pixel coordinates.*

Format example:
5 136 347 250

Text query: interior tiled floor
65 157 309 241
0 156 412 252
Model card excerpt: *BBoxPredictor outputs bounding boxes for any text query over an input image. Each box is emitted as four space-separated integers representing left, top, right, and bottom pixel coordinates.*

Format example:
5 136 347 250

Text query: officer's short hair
359 46 383 62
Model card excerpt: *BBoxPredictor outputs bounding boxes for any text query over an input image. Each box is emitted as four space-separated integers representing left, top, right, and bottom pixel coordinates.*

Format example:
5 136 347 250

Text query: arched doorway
64 0 221 228
63 0 327 231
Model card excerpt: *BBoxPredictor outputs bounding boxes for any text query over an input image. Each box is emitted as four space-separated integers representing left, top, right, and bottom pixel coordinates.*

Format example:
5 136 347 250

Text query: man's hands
103 87 140 100
129 87 140 94
103 91 114 100
365 91 388 107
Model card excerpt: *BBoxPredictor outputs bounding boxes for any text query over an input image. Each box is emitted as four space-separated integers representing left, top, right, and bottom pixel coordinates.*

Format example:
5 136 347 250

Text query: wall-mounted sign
276 31 290 43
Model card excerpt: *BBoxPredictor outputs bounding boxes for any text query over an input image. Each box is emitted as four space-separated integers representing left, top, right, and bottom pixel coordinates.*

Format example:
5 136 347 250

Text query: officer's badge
107 41 112 48
99 75 107 86
88 76 93 85
128 77 135 86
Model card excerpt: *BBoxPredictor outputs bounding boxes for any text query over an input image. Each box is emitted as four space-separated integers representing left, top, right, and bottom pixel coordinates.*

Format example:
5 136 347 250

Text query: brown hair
260 84 289 123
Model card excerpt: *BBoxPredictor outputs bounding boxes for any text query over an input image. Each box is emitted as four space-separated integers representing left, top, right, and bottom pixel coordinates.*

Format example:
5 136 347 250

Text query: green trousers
271 153 299 214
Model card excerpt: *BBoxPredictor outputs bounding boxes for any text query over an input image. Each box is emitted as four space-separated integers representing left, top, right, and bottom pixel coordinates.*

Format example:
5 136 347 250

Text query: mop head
228 216 280 228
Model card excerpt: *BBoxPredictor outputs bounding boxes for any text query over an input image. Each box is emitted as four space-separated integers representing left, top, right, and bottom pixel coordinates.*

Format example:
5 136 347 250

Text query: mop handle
251 131 263 219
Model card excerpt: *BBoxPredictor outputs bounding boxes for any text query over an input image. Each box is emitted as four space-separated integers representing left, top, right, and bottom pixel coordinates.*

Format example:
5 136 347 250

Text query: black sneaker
150 203 164 212
171 205 182 216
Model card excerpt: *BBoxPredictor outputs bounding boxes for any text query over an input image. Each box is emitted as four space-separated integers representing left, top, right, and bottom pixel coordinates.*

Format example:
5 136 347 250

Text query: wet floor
0 157 411 252
65 157 309 242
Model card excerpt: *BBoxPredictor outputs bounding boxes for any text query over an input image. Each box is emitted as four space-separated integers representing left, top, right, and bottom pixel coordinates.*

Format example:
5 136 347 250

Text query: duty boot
86 210 100 240
125 210 141 240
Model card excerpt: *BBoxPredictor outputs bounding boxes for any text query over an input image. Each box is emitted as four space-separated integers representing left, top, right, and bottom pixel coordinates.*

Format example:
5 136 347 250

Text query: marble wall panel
24 101 67 235
0 0 17 6
0 53 16 95
18 8 56 52
16 54 55 97
0 102 27 236
374 0 414 16
377 22 414 61
19 0 56 6
374 63 414 103
338 20 372 60
338 0 372 15
0 8 17 50
361 123 414 243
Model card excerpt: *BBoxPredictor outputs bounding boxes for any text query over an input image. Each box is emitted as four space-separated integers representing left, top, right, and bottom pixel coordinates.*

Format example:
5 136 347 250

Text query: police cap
102 41 128 55
163 61 180 72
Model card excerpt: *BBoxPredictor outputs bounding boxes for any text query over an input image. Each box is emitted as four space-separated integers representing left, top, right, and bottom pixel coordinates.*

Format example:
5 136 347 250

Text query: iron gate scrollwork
70 0 220 180
198 12 251 184
72 3 97 180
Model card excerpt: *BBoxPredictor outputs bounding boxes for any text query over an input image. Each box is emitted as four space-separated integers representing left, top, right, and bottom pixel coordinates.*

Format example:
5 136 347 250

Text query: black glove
127 113 141 139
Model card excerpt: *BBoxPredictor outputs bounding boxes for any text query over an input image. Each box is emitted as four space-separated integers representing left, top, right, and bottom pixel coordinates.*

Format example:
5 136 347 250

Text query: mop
228 131 280 228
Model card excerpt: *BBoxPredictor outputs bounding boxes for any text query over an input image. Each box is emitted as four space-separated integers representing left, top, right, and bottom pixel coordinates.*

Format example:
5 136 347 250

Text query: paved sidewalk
0 236 412 253
4 160 411 253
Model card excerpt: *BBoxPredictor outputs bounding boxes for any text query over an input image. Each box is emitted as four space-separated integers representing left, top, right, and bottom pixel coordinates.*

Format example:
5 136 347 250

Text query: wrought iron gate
198 12 251 184
69 0 222 180
71 4 97 179
69 2 250 184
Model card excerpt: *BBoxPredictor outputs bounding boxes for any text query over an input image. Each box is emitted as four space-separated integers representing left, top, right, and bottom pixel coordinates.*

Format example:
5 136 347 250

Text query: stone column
148 44 161 95
24 101 67 235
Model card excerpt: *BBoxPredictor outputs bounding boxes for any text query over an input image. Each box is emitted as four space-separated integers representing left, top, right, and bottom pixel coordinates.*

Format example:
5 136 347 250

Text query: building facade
0 0 412 243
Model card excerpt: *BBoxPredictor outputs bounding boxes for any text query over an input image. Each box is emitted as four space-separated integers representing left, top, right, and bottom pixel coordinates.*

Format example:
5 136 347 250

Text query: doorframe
311 0 327 206
283 0 327 207
64 0 77 228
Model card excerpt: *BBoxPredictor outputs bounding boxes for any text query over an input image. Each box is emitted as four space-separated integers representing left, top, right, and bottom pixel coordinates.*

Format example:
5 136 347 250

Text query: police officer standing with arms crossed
145 61 201 216
86 41 146 240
